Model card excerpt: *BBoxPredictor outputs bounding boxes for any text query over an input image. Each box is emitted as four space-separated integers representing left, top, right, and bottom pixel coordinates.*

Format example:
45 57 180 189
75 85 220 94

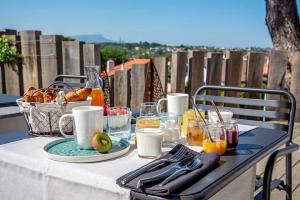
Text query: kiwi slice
92 132 113 153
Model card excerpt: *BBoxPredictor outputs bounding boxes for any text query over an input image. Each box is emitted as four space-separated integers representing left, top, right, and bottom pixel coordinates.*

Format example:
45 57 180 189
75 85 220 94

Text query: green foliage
101 45 131 66
63 36 76 41
0 35 22 64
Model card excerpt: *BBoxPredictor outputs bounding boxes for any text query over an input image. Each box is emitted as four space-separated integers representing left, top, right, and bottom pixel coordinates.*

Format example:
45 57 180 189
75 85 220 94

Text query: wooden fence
2 29 299 120
0 29 101 94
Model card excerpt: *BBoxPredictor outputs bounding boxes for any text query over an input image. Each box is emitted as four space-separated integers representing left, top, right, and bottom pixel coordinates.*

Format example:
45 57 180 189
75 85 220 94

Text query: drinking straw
210 101 224 124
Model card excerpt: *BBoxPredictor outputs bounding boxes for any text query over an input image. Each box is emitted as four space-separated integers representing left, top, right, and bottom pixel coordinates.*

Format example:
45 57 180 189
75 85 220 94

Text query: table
132 128 289 200
0 94 20 107
0 128 288 200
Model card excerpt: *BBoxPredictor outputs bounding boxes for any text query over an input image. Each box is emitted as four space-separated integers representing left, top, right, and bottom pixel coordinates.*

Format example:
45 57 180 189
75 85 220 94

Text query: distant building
108 59 151 77
106 60 115 72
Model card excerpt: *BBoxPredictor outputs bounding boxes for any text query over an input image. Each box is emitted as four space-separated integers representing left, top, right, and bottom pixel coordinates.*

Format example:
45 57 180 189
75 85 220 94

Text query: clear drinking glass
159 112 180 144
107 107 131 140
136 126 165 158
136 116 160 129
186 119 204 146
202 124 227 155
140 102 161 117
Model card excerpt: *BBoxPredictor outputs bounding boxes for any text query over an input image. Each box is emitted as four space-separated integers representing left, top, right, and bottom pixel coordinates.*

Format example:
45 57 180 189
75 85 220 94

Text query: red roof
108 59 151 76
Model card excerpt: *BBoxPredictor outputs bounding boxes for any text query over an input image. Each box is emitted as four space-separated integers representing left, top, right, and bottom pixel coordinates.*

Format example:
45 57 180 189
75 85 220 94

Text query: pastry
23 86 91 103
65 88 92 102
23 87 44 103
43 89 60 103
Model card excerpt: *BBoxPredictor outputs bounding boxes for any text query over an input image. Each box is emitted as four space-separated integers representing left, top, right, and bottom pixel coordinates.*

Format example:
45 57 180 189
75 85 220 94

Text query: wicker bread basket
17 82 92 136
17 98 91 136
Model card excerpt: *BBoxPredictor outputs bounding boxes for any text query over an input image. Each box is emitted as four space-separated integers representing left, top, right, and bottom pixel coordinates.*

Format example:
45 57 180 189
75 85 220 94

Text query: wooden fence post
267 49 288 90
266 49 288 105
83 44 101 68
3 29 17 35
225 51 244 97
113 70 130 107
19 30 42 90
188 50 205 96
4 34 23 95
62 41 84 81
289 51 300 121
206 52 223 95
246 52 266 98
152 57 167 95
0 64 5 93
109 75 114 106
40 35 63 88
171 51 187 93
131 64 148 112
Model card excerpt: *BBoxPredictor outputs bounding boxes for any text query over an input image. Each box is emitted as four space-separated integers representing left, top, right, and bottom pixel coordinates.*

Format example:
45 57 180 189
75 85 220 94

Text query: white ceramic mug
59 106 103 149
157 93 189 116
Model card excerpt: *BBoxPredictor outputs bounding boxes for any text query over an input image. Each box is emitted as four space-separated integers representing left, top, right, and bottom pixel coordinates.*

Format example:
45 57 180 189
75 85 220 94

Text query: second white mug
158 93 189 116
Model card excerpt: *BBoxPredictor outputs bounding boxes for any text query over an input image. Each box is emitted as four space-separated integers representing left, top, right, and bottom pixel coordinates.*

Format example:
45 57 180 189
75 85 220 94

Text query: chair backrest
194 85 296 141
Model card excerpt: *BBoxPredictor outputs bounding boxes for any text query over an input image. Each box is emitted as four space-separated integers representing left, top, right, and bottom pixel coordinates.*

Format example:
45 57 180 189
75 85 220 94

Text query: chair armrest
262 143 299 200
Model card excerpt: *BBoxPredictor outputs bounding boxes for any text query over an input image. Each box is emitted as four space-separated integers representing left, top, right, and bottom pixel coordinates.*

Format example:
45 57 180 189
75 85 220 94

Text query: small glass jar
208 109 233 124
181 109 205 136
187 119 204 146
136 126 165 158
203 124 227 155
222 120 239 150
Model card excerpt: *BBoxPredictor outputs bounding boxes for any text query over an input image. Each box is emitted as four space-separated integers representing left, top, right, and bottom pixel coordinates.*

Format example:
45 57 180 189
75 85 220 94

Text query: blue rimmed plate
43 138 130 163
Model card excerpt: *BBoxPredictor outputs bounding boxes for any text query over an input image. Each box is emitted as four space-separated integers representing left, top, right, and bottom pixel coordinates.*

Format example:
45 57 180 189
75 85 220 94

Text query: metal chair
53 74 87 89
53 74 104 89
194 85 299 200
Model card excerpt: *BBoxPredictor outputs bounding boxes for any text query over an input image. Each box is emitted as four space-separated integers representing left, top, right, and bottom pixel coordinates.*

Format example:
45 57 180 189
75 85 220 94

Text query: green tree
101 45 130 67
0 35 22 64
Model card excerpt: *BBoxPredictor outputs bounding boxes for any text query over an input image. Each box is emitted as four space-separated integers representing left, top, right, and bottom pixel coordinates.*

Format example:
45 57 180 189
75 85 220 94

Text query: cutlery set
121 145 203 188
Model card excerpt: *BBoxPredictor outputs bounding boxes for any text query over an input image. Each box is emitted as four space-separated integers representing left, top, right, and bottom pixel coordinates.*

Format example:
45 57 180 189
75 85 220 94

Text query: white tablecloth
0 124 257 200
0 137 143 200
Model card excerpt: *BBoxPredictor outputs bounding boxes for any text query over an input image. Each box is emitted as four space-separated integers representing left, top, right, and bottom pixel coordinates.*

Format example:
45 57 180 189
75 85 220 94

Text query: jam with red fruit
223 121 239 150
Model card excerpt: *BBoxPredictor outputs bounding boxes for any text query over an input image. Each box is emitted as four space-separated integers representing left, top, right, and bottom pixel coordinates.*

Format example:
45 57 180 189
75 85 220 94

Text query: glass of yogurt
136 126 165 158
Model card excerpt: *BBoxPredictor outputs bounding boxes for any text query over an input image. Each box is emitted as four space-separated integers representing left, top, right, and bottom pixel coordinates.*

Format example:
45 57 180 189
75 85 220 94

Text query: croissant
23 87 44 103
65 88 92 102
43 89 60 103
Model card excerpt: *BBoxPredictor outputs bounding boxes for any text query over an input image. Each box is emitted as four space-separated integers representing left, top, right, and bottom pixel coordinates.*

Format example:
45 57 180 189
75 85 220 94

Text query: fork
137 156 194 188
160 154 203 186
121 145 189 184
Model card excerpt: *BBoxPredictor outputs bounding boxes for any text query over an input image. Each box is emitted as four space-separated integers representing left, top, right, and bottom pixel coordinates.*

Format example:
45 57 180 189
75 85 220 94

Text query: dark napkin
116 144 220 196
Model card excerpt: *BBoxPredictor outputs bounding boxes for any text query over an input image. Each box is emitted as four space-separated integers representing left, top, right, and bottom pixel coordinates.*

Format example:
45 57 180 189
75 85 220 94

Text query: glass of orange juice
136 116 160 129
202 124 227 155
187 119 204 146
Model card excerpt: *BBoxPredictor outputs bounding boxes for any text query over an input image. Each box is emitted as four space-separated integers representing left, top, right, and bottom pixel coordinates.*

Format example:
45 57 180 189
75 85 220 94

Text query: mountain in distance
73 34 114 43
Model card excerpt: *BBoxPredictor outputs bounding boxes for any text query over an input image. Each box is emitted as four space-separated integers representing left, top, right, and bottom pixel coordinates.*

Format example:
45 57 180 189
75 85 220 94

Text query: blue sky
1 0 299 47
